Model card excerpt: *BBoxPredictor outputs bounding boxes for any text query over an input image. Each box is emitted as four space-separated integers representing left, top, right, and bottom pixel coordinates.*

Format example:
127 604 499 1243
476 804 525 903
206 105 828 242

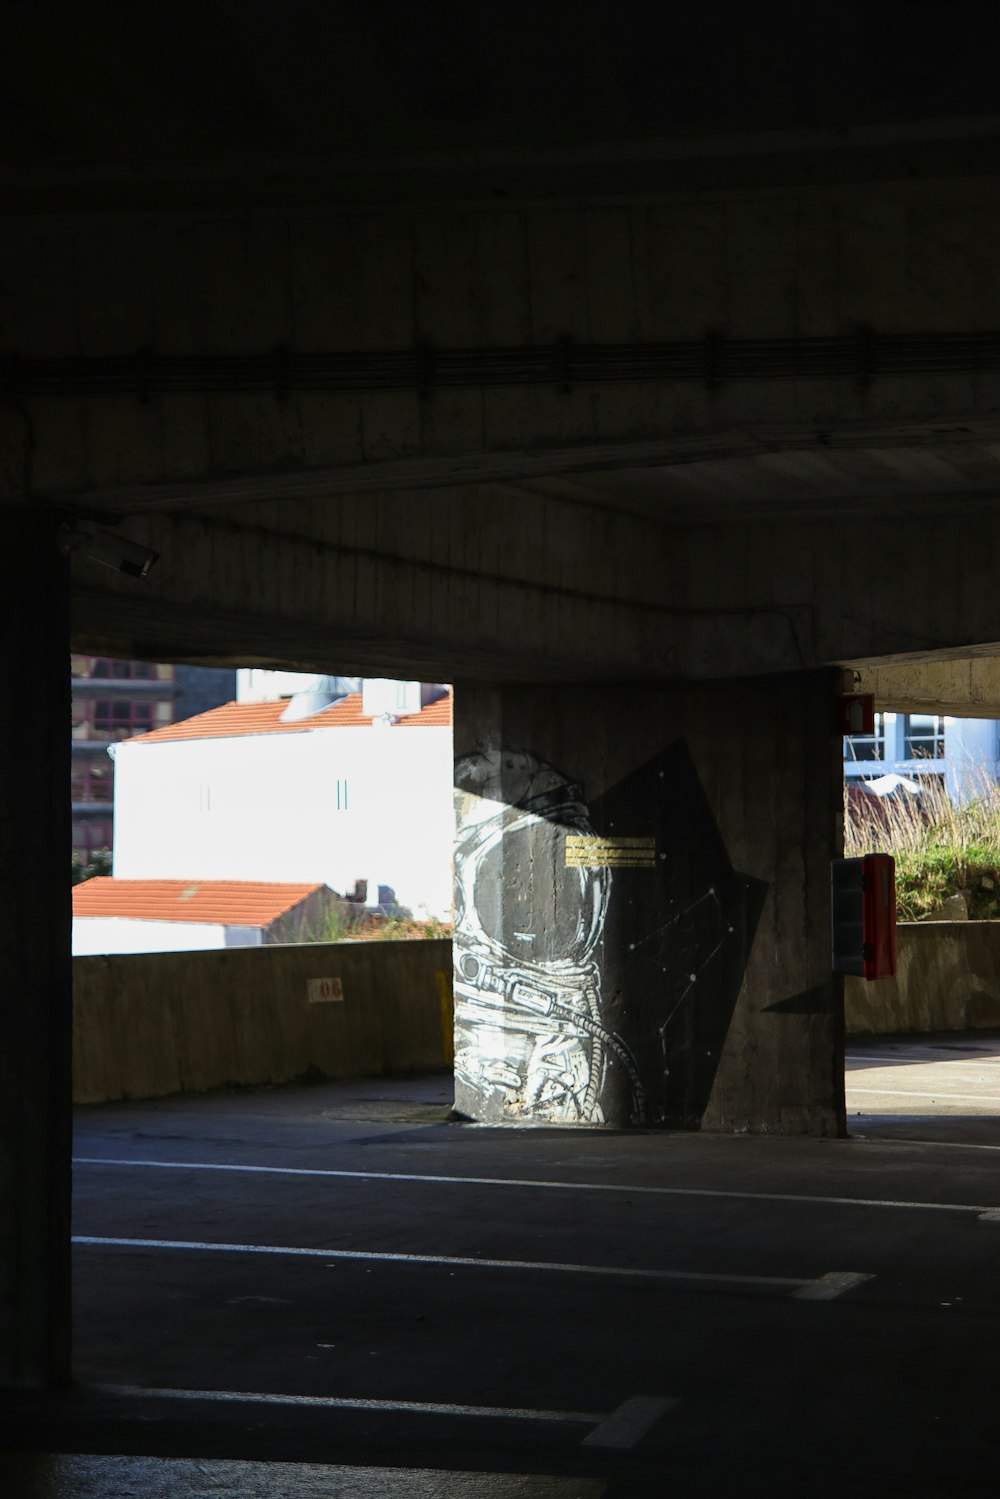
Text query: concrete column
452 673 844 1135
0 510 72 1385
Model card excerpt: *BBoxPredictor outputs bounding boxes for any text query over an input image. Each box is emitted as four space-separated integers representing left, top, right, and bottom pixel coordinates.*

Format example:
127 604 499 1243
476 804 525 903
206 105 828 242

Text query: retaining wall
73 938 453 1104
845 923 1000 1034
76 923 996 1102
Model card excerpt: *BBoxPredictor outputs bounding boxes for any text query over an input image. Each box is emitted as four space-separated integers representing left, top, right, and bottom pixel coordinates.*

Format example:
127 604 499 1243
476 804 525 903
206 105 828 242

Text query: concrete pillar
453 673 844 1135
0 511 72 1386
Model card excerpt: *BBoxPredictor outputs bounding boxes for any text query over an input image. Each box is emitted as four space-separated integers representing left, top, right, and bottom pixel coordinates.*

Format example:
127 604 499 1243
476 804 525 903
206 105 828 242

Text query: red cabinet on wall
832 853 896 981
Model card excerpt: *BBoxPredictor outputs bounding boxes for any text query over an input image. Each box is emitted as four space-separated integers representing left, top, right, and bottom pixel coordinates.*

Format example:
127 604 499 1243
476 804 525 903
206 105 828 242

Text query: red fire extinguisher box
831 853 897 980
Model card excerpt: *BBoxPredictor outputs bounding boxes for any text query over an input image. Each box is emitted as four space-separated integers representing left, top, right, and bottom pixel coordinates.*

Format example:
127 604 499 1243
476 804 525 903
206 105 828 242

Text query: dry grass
301 906 452 943
845 767 1000 920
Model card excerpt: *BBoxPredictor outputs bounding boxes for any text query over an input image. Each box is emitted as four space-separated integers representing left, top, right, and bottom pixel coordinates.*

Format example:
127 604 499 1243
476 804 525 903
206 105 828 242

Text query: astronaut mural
453 749 644 1124
453 741 767 1128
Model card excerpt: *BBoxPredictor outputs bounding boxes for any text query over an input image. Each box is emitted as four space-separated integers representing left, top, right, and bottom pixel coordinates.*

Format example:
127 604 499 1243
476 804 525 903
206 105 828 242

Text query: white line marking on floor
791 1271 874 1301
71 1157 1000 1217
867 1138 1000 1153
92 1382 601 1424
71 1234 809 1291
848 1087 1000 1105
846 1053 1000 1065
581 1395 678 1450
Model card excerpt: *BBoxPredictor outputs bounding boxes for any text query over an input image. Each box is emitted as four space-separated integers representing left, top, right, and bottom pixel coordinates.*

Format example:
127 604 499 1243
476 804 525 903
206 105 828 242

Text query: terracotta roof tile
126 689 452 744
399 693 452 726
72 878 326 926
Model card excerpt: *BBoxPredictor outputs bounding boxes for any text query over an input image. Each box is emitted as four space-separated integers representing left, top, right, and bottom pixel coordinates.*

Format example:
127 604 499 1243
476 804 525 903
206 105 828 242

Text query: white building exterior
844 712 1000 803
72 917 262 954
109 688 454 922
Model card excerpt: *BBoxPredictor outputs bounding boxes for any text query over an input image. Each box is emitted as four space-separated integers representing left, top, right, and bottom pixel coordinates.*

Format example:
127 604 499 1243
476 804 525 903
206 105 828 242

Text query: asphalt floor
5 1033 1000 1496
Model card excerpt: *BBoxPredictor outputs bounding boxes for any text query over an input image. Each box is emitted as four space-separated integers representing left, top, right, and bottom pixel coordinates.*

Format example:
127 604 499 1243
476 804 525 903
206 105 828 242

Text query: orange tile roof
126 689 452 744
404 693 452 726
72 878 325 926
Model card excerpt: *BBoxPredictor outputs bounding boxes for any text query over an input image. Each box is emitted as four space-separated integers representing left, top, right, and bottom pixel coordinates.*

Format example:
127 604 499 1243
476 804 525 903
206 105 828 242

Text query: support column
0 510 72 1385
452 672 844 1135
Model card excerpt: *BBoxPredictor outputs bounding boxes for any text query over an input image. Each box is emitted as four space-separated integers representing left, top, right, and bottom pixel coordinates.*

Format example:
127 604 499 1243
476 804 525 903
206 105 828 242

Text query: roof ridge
123 686 452 744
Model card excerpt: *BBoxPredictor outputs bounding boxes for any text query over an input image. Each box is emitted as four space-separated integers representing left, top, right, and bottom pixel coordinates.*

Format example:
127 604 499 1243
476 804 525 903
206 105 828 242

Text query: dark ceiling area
3 0 998 174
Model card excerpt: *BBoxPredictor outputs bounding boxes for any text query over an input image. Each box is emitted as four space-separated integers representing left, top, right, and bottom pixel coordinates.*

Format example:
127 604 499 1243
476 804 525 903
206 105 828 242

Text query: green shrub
71 847 112 885
845 769 1000 921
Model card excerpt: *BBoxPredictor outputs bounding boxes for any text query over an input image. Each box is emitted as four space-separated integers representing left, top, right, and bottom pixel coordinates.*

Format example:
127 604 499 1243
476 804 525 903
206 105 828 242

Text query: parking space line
848 1087 1000 1105
72 1233 817 1293
791 1271 873 1301
882 1139 1000 1153
71 1156 1000 1217
847 1053 1000 1065
94 1382 680 1453
92 1381 602 1424
582 1396 679 1450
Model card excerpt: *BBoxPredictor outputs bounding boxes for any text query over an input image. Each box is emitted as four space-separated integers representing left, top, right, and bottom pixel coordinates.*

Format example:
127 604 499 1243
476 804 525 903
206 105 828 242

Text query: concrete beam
7 146 1000 685
851 657 1000 717
7 171 1000 498
56 487 1000 686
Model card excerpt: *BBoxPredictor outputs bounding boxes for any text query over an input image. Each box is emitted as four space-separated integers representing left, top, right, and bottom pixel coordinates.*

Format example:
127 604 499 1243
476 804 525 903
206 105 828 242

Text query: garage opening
70 652 458 1400
71 656 454 955
843 702 1000 1143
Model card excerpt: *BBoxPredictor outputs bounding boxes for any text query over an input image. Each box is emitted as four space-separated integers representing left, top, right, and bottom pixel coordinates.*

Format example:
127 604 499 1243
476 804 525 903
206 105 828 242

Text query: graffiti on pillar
453 750 645 1124
453 741 766 1128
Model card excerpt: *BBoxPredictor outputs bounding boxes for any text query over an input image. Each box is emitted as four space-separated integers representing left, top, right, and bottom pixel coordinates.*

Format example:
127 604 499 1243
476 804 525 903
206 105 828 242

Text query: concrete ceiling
3 1 998 181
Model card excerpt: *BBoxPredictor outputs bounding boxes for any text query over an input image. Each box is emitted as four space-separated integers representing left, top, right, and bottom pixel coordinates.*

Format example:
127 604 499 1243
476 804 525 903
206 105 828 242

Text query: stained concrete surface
847 1029 1000 1143
0 1453 601 1498
5 1057 1000 1495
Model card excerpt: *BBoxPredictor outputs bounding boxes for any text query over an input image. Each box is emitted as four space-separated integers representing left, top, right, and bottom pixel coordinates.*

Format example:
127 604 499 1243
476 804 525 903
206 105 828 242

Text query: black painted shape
588 740 767 1129
762 982 836 1016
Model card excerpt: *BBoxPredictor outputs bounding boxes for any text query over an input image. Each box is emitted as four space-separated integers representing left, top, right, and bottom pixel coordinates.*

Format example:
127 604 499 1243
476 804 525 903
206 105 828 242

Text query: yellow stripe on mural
565 835 657 869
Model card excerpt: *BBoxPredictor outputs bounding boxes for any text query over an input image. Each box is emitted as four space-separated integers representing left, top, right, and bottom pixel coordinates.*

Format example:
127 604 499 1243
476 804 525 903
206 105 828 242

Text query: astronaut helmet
453 749 610 985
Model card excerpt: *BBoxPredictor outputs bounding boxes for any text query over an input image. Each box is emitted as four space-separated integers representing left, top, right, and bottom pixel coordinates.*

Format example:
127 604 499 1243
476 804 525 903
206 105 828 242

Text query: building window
844 713 886 764
91 699 155 737
90 658 159 679
904 714 945 760
72 762 113 802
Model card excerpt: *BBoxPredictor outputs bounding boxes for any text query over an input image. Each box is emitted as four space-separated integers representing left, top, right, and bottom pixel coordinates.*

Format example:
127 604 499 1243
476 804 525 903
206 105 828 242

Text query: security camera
84 527 160 579
58 522 159 579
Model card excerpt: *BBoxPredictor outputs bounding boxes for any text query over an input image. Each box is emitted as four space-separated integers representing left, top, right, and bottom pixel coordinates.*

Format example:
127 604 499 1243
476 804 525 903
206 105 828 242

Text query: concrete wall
453 672 843 1134
846 923 1000 1034
73 938 453 1105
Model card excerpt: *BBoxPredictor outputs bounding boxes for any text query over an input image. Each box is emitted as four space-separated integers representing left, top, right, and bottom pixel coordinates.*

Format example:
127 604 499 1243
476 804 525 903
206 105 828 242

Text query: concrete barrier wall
73 938 453 1104
845 923 1000 1035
